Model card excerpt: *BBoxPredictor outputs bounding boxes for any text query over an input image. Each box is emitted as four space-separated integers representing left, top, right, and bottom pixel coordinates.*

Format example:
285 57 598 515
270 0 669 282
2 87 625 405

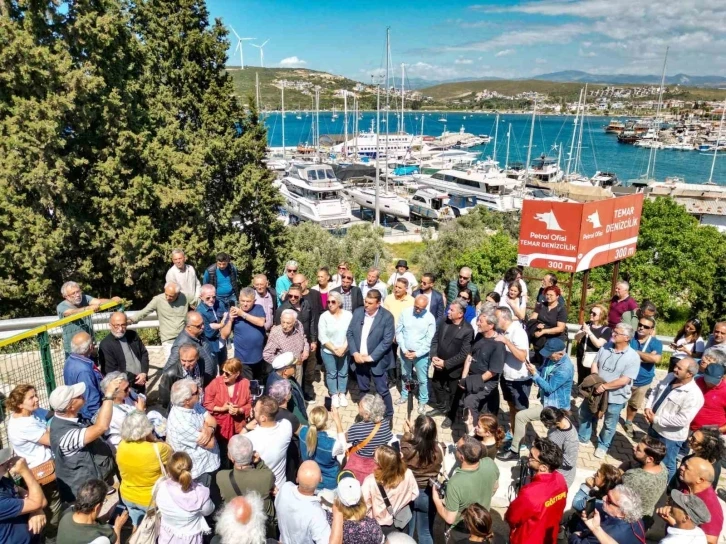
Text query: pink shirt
691 378 726 431
361 470 419 527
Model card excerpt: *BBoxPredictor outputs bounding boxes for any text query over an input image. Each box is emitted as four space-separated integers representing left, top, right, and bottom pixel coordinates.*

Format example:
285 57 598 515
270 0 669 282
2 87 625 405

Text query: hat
336 476 362 507
0 448 13 465
49 382 86 411
395 260 408 269
703 363 724 385
670 489 711 525
272 352 296 370
540 337 567 358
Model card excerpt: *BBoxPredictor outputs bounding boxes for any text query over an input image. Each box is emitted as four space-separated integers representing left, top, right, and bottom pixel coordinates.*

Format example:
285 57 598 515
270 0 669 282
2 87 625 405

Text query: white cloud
455 58 473 64
578 49 597 58
440 23 587 52
279 56 307 68
400 61 515 81
535 58 548 65
495 49 515 57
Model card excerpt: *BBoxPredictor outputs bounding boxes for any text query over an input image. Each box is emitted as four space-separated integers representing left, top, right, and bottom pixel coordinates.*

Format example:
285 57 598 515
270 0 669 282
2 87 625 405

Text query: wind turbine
251 39 269 68
228 25 254 70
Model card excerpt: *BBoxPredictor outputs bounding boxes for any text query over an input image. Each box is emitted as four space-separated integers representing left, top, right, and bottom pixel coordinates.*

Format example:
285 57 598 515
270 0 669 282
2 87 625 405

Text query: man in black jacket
165 311 217 386
98 312 150 393
428 298 474 428
158 344 205 409
331 272 363 312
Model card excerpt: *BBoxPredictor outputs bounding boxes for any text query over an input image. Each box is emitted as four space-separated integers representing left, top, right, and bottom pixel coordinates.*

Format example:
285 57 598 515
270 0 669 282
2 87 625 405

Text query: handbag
128 443 168 544
30 459 56 486
376 481 412 529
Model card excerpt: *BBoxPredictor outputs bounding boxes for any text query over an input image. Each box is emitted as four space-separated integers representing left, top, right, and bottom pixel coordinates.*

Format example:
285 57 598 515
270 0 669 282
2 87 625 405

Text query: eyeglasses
459 275 471 280
202 295 216 300
460 296 470 301
342 275 353 280
328 300 338 305
188 323 203 329
288 294 300 300
637 323 653 330
338 266 346 270
589 311 598 315
287 268 298 273
222 370 235 377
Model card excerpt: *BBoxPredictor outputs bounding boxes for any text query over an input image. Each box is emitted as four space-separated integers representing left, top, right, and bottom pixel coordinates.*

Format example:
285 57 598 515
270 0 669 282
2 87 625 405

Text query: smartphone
324 396 333 412
250 380 260 397
585 496 597 517
108 504 126 524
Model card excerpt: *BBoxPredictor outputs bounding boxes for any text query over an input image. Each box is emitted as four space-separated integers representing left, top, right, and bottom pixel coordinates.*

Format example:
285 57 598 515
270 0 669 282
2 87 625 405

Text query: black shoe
441 418 452 429
426 408 445 417
497 449 520 462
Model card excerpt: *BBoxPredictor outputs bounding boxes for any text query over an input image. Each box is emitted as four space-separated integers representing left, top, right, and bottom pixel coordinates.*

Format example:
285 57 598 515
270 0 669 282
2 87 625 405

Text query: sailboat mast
384 27 390 192
567 88 583 178
401 63 405 134
493 113 499 163
343 90 348 158
281 81 286 161
576 84 588 175
505 123 511 170
709 100 726 184
375 78 381 226
315 86 320 159
647 47 669 180
524 99 537 186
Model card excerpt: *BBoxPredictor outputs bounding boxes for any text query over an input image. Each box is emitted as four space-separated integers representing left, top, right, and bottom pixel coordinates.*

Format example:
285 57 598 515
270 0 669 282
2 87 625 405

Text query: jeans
578 401 625 451
511 405 543 452
321 350 348 395
649 427 683 482
400 354 429 405
122 498 148 527
407 488 434 544
218 294 237 309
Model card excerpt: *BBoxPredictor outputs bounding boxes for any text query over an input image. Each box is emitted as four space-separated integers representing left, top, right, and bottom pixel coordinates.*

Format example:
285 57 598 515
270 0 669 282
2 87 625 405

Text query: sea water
263 111 725 185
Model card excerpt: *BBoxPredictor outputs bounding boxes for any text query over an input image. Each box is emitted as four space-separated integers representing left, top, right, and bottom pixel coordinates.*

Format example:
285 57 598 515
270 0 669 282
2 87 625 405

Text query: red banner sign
517 193 644 272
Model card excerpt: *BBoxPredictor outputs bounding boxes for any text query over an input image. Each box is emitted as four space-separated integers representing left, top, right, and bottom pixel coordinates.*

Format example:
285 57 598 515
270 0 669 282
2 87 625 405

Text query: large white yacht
343 187 410 220
414 167 520 212
278 162 352 228
529 154 564 183
331 130 421 159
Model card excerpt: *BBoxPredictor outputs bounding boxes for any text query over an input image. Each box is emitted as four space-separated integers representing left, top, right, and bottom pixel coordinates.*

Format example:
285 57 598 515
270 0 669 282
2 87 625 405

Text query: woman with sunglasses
574 305 612 385
446 288 476 324
671 427 725 491
101 371 147 450
203 358 251 468
318 291 353 407
668 318 705 372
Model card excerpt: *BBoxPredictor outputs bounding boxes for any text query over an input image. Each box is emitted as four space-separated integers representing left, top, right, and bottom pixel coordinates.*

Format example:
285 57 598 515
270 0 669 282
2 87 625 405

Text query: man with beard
98 312 150 393
57 281 120 357
211 494 269 544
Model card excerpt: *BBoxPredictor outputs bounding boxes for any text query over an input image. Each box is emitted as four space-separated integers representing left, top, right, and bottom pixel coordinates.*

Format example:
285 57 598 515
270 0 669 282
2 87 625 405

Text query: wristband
103 396 114 401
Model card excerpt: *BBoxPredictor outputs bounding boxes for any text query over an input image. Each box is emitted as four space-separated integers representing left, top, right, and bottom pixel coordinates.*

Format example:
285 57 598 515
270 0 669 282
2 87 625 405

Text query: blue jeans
122 498 148 527
407 487 434 544
321 350 348 395
400 354 429 405
649 427 683 482
578 401 625 451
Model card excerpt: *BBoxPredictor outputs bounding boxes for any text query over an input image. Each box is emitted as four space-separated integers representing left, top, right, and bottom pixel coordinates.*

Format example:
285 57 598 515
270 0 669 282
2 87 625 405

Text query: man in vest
204 252 240 309
49 376 124 504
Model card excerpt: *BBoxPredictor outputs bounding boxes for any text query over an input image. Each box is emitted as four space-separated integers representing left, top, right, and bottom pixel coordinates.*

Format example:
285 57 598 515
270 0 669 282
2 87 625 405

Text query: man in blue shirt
197 284 229 369
0 448 47 544
395 295 436 414
203 252 239 308
221 287 268 382
623 315 663 438
275 260 299 305
62 331 104 422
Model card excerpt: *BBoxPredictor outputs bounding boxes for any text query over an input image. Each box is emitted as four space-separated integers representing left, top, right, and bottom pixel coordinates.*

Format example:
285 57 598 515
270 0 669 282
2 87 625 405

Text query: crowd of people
1 251 725 544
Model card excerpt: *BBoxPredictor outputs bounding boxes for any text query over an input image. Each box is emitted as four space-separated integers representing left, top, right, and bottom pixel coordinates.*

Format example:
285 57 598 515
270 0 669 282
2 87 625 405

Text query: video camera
428 477 447 499
507 444 533 502
403 378 419 420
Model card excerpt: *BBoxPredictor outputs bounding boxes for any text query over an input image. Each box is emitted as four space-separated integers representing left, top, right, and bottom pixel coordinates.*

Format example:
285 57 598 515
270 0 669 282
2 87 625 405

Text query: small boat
409 188 454 221
591 171 619 187
605 120 625 134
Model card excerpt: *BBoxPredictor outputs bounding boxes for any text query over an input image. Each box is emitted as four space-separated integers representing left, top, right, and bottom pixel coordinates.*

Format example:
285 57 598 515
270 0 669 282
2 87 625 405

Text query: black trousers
303 352 317 399
431 368 462 421
242 361 271 387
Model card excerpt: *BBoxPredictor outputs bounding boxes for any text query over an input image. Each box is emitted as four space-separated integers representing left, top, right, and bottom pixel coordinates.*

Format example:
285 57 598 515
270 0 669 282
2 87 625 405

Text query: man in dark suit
428 298 474 428
346 290 396 418
98 311 150 393
413 272 445 322
331 271 364 312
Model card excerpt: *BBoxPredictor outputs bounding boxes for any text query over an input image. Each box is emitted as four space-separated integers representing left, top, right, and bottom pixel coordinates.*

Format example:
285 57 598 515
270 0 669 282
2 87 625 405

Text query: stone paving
144 347 726 543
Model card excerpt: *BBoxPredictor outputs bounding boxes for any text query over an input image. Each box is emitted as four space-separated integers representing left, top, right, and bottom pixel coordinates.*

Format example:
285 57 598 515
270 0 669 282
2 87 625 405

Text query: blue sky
208 0 726 81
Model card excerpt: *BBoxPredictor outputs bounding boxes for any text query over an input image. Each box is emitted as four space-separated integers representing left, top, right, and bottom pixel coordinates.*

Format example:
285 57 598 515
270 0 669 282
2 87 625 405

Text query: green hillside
420 79 601 102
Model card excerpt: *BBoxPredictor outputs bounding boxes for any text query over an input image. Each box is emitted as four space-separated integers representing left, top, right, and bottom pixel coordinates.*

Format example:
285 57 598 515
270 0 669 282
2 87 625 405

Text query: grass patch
383 242 425 278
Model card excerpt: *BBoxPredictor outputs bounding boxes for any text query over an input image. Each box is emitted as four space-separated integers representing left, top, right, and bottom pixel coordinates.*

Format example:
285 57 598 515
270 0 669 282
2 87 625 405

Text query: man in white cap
0 447 47 542
267 352 306 419
48 377 124 503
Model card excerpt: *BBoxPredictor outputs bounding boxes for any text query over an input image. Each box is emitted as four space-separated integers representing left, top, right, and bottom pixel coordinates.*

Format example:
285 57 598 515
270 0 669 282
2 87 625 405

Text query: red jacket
203 376 251 439
505 471 568 544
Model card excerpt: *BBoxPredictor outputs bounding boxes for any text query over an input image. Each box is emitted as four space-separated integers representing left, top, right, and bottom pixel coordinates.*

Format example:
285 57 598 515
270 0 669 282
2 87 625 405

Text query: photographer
505 437 568 544
431 435 499 542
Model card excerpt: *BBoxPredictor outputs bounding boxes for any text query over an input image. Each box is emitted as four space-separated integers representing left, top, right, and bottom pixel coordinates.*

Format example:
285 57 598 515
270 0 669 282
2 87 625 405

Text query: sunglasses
590 311 598 315
637 323 653 330
461 296 470 301
288 294 300 299
342 275 353 280
287 269 298 273
338 266 346 270
222 370 235 377
459 275 471 280
328 300 338 305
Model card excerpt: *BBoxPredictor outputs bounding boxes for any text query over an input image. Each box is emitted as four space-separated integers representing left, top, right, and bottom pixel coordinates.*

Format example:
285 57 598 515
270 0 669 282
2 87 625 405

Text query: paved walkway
144 347 726 543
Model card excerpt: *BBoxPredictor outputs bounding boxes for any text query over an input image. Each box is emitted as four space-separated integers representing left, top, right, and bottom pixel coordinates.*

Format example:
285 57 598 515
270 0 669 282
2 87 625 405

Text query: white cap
49 382 86 411
336 477 362 507
272 352 296 370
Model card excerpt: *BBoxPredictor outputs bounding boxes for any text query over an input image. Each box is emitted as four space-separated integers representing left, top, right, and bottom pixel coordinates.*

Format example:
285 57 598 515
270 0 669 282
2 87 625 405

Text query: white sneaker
331 395 340 408
338 393 349 407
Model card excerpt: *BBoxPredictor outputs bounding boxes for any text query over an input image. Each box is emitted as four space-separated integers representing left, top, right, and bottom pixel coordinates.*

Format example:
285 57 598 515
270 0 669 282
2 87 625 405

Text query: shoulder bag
343 421 381 463
376 481 412 530
30 459 56 486
128 443 168 544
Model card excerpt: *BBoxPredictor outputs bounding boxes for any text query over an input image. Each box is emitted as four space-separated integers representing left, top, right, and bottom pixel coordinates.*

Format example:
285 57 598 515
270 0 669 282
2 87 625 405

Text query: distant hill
532 70 726 87
420 79 593 102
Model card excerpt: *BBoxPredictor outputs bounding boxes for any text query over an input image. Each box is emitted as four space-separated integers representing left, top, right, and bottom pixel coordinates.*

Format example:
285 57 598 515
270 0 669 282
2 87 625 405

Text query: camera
428 477 447 499
403 378 418 392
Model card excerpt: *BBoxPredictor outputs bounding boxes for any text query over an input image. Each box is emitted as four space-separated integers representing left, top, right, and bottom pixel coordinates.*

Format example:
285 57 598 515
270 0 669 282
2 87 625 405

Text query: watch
103 396 114 401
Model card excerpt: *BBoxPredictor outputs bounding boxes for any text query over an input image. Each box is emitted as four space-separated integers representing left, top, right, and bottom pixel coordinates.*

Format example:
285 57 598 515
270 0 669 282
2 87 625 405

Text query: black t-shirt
469 335 506 376
576 324 612 358
534 302 568 341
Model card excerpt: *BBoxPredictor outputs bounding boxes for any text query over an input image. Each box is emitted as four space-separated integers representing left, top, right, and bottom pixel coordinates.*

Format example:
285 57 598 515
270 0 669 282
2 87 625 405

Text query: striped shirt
54 415 88 457
347 419 393 458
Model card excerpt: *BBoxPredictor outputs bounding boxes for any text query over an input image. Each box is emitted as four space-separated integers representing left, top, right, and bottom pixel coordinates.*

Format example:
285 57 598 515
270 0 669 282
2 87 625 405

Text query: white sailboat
278 162 352 227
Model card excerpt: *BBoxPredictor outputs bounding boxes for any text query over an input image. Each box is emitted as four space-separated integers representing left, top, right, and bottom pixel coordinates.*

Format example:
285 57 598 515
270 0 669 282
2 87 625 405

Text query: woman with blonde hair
361 445 419 534
574 304 612 384
299 405 347 490
156 452 215 544
328 475 384 543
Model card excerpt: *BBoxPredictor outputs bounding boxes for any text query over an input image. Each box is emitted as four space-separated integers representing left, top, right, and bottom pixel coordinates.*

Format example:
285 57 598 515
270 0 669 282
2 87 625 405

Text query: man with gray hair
428 298 474 428
579 322 641 459
130 281 189 359
166 248 202 307
645 357 704 480
275 260 299 304
101 371 146 447
570 484 645 543
166 378 220 487
215 435 276 534
221 288 268 382
607 280 638 328
63 331 104 421
56 281 120 356
358 267 387 301
197 284 230 369
98 311 150 393
164 311 217 385
212 493 269 544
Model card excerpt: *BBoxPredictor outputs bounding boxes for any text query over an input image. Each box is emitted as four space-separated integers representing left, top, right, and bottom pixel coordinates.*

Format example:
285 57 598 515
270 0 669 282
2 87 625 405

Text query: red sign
517 193 644 273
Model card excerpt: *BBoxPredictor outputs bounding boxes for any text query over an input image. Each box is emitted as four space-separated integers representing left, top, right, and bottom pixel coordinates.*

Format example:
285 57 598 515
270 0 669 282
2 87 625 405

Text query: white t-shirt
501 321 531 382
7 410 51 468
671 336 705 360
387 271 418 295
659 525 707 543
499 297 526 321
275 482 331 544
494 279 528 303
247 419 293 487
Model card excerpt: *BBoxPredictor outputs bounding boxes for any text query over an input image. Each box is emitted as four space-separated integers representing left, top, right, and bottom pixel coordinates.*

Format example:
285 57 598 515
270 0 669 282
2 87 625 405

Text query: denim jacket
532 354 574 409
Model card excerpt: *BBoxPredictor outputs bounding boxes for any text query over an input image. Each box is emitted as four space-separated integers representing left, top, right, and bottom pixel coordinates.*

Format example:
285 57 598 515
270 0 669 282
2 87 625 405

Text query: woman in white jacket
157 451 215 544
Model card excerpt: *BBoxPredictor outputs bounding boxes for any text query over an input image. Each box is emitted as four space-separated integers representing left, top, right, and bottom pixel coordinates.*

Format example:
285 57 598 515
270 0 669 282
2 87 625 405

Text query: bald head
297 460 322 494
228 496 252 525
413 295 429 316
692 457 715 483
70 331 93 355
185 311 204 338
